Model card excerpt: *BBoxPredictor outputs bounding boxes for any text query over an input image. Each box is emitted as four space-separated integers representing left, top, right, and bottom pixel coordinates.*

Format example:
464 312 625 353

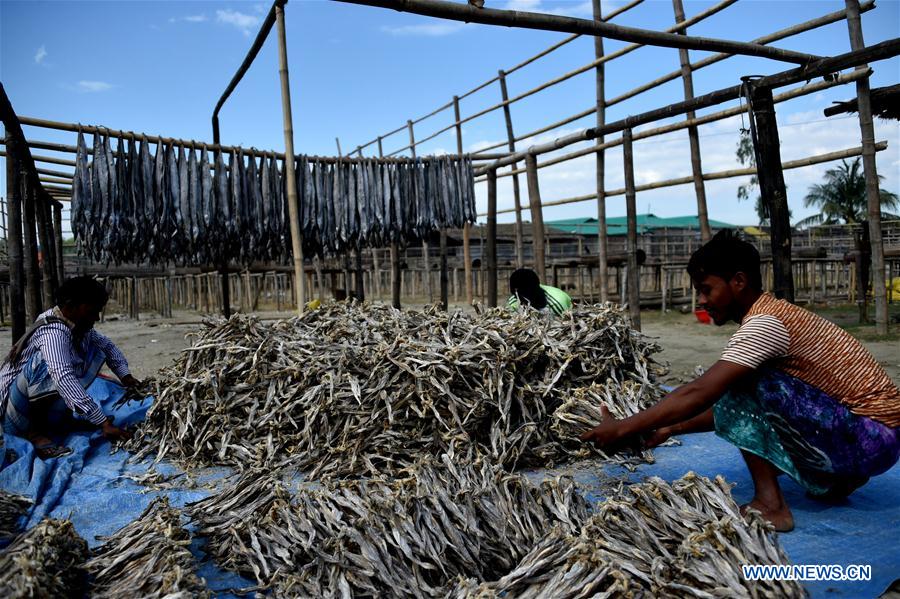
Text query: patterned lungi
714 368 900 496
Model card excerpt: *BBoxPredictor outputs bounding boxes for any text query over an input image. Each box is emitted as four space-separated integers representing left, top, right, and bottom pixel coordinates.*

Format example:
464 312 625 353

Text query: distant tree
795 157 899 228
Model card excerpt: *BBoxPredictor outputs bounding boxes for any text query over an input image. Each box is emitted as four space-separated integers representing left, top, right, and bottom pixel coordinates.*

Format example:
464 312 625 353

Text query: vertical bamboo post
486 168 498 307
34 192 55 309
749 83 794 302
372 248 382 299
453 96 474 305
5 135 26 339
22 178 42 321
498 70 525 267
845 0 887 334
439 230 448 310
275 3 305 314
524 153 546 282
672 0 712 243
355 249 365 301
53 202 64 283
623 128 641 330
408 119 432 303
592 0 609 303
377 137 401 309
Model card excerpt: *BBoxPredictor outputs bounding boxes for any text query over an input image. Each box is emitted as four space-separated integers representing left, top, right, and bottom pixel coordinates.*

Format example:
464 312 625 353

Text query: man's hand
101 418 132 441
121 374 141 388
643 426 674 449
579 405 630 448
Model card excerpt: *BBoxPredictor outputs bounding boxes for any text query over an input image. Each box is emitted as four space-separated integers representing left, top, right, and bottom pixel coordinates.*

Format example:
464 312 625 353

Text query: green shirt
506 284 573 316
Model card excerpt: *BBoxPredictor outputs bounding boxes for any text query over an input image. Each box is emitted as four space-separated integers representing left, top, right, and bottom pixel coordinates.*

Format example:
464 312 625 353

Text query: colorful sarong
714 368 900 496
2 341 106 438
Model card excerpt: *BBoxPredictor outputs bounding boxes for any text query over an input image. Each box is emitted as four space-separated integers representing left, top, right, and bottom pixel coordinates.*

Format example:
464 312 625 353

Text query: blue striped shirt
0 309 130 425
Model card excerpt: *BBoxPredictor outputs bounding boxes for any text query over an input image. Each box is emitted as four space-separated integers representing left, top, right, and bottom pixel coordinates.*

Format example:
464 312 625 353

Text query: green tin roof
545 214 736 235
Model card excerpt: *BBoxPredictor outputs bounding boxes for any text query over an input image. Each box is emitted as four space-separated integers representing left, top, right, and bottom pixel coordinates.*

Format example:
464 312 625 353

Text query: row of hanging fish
70 132 477 266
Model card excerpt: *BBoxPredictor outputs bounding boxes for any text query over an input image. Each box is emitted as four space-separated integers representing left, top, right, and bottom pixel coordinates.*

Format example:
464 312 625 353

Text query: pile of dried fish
0 519 89 598
450 472 805 599
85 496 209 598
0 490 31 541
71 131 476 266
127 302 663 476
187 458 590 597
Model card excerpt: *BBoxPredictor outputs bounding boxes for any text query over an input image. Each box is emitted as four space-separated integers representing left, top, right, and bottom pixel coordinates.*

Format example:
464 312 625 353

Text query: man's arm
88 330 138 386
644 407 715 448
581 360 753 447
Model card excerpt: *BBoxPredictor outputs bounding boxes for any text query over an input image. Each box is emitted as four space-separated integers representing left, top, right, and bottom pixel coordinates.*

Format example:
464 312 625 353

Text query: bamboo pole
498 70 525 267
407 119 433 304
845 0 887 334
749 83 794 302
622 128 641 330
34 186 55 308
592 0 609 303
672 0 711 243
471 0 873 158
525 153 546 282
487 141 887 216
275 2 305 314
336 0 818 62
53 202 64 282
483 69 868 182
486 169 498 307
5 134 26 340
22 179 42 321
453 97 474 306
476 38 900 175
377 137 401 309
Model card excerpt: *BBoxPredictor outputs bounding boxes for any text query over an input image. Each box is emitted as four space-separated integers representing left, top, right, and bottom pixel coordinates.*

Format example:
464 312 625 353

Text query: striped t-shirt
0 309 130 425
507 284 573 316
720 293 900 427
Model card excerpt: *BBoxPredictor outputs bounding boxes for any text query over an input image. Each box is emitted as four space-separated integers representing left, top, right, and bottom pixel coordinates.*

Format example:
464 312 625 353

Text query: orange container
694 308 711 324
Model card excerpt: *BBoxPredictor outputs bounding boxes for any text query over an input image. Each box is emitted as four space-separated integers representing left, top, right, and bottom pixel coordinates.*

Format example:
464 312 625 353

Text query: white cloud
216 9 260 36
381 22 467 36
76 80 114 93
170 14 206 24
34 45 47 64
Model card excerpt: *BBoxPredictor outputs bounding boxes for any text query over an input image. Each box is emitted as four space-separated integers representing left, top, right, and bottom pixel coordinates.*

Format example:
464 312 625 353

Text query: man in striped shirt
582 230 899 532
1 277 137 459
507 268 573 317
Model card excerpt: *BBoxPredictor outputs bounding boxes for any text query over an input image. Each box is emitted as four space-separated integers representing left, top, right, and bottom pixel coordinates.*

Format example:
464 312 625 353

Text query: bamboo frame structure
335 0 819 64
498 70 524 267
592 0 608 303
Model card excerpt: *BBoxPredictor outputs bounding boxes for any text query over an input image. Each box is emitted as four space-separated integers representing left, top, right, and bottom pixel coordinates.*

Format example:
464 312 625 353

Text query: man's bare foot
741 497 794 532
26 434 72 460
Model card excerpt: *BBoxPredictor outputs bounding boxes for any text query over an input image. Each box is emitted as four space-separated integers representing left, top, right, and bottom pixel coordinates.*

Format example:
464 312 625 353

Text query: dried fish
85 496 209 598
0 489 31 540
0 519 89 598
450 473 805 599
127 303 664 476
187 458 589 597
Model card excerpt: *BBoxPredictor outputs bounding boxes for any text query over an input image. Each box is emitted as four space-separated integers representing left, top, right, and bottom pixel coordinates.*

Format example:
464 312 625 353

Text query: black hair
56 276 109 308
509 268 547 310
687 229 763 291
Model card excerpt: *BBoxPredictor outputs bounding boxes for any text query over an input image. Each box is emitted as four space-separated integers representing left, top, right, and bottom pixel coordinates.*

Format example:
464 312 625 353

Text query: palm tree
795 158 899 228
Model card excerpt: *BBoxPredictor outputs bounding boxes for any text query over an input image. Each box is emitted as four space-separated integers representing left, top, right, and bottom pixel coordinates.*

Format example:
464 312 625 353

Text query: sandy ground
3 303 898 389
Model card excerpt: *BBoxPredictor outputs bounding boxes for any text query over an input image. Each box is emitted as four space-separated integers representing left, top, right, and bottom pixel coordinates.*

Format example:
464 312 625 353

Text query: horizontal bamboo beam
39 175 72 185
10 118 465 164
336 0 819 63
0 149 76 167
484 141 888 216
477 39 900 174
479 69 870 181
470 0 875 157
349 0 644 156
36 166 74 178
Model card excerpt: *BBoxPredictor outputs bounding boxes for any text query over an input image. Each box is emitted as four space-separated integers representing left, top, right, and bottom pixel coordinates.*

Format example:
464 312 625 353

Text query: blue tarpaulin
1 379 897 597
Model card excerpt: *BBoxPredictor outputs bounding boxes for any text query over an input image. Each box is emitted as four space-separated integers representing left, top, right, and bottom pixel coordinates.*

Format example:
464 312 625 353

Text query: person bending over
0 276 139 459
581 230 899 531
507 268 573 317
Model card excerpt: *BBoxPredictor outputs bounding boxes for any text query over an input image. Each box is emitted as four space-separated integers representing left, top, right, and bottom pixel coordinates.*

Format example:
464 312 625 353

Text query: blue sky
2 0 899 235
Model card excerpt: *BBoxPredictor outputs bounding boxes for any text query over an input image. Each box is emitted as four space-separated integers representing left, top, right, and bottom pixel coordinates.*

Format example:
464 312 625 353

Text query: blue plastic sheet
1 379 897 597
